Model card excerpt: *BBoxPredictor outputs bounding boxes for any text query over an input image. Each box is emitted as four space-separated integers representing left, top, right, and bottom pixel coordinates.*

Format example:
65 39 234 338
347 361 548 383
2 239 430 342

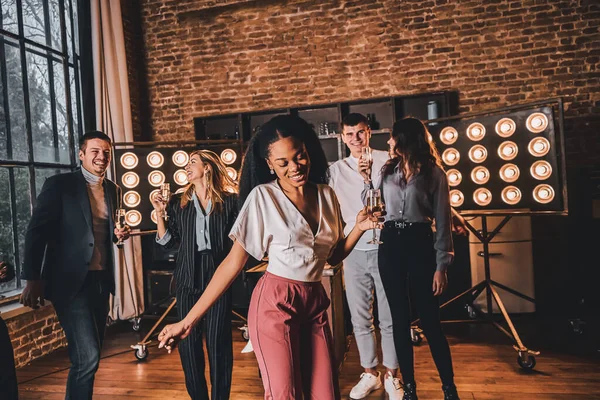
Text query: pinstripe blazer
161 192 238 291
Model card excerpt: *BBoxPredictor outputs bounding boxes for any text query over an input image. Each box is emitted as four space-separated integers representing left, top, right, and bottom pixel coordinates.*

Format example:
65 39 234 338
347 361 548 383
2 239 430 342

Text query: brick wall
124 0 599 167
5 305 66 368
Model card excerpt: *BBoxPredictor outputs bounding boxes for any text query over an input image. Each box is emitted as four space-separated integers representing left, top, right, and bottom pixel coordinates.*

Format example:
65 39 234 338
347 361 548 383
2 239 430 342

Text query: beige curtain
92 0 144 321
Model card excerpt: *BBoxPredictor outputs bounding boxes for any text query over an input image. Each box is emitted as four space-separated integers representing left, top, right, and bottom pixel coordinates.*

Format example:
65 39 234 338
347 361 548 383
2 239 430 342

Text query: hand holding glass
160 183 171 220
360 147 373 182
366 189 383 244
115 208 126 248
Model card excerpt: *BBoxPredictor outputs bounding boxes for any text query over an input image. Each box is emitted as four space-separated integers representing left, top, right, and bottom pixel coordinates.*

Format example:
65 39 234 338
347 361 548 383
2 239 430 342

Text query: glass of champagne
115 208 126 248
160 183 171 220
361 147 372 182
366 188 383 244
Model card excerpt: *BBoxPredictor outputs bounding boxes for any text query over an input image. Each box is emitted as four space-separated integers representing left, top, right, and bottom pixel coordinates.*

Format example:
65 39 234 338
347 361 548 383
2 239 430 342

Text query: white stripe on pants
343 248 398 369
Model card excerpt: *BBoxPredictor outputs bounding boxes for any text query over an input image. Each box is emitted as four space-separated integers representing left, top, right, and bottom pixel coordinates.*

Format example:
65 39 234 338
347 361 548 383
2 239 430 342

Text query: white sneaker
384 371 403 400
349 371 382 399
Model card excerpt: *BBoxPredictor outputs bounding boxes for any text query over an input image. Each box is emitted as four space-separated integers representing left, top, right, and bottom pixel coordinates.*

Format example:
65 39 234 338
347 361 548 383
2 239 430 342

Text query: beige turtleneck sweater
81 167 110 271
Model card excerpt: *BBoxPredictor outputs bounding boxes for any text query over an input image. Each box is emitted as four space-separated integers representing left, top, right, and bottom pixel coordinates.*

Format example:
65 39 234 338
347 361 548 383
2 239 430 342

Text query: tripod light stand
410 99 568 370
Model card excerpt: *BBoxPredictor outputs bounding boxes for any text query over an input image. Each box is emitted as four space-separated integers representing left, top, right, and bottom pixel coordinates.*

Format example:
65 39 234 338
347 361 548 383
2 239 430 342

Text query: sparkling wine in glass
160 183 171 220
366 189 383 244
361 147 373 182
115 208 126 248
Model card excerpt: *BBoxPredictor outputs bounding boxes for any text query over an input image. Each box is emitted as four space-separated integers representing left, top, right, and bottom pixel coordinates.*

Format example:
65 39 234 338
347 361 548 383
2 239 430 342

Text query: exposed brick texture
5 306 66 368
125 0 599 167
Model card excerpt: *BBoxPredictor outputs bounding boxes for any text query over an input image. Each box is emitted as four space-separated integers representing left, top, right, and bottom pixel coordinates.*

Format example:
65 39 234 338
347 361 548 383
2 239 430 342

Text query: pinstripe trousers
176 251 233 400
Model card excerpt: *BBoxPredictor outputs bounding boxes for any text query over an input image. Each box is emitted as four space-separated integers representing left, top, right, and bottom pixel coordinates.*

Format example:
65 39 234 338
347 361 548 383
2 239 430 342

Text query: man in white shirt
329 113 402 399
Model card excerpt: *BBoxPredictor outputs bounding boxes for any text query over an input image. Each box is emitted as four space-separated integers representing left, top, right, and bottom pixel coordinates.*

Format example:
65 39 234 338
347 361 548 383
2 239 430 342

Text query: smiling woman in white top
158 115 382 400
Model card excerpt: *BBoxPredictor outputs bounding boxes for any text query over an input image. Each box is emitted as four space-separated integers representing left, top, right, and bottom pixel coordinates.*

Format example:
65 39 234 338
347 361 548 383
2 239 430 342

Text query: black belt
383 220 431 230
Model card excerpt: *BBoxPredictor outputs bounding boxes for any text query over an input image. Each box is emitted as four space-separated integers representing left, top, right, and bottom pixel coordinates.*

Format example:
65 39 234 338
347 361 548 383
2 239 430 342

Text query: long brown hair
180 149 238 213
382 117 443 180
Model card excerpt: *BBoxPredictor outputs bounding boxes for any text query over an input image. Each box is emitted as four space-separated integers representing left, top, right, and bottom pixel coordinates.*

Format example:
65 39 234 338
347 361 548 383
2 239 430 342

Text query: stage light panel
530 161 552 180
526 112 548 133
499 164 520 183
120 152 138 169
442 148 460 166
220 149 237 165
528 137 550 157
440 127 458 145
148 170 165 187
123 191 141 208
146 151 164 168
471 166 490 185
122 172 140 189
473 188 492 206
447 169 462 187
125 210 142 227
495 118 516 138
450 189 464 207
501 186 522 205
468 145 488 163
172 150 189 167
466 123 486 141
174 169 188 186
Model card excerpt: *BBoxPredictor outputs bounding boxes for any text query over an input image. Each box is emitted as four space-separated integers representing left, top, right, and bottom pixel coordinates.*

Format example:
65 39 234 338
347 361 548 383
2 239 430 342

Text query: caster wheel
132 323 141 332
517 354 536 370
131 317 142 332
134 346 148 361
410 328 422 345
241 330 250 340
466 305 477 319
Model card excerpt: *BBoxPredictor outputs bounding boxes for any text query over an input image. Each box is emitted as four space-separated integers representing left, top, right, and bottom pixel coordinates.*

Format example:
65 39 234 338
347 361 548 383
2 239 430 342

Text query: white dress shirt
328 149 389 251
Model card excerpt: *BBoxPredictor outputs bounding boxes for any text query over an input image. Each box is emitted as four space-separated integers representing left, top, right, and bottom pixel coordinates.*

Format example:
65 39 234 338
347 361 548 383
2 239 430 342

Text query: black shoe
402 381 418 400
442 384 460 400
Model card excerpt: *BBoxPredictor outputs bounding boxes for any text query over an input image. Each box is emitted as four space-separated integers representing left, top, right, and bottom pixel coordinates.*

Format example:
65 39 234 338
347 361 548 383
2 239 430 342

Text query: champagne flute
361 147 373 182
160 183 171 220
115 208 126 248
366 189 383 244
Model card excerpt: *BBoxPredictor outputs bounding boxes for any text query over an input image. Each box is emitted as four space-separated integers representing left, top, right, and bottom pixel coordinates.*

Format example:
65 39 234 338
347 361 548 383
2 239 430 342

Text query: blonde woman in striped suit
152 149 238 400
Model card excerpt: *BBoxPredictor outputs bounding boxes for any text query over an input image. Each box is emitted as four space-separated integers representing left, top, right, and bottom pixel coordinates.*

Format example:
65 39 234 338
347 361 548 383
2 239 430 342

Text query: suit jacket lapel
74 171 93 230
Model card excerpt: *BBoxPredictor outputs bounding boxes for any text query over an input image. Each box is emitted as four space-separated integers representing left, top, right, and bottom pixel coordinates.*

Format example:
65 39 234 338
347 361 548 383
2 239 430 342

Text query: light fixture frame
425 98 568 216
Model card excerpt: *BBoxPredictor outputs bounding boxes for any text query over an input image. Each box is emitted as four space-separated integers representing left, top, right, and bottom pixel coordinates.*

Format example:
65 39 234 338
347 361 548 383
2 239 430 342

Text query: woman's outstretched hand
356 207 385 232
158 321 193 353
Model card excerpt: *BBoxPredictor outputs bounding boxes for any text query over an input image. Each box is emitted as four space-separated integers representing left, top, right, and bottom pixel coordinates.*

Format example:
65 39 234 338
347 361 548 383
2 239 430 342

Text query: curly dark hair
382 117 443 180
238 114 329 208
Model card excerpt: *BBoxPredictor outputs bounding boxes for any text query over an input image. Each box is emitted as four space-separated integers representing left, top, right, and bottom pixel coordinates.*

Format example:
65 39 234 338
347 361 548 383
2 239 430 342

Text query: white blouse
229 180 344 282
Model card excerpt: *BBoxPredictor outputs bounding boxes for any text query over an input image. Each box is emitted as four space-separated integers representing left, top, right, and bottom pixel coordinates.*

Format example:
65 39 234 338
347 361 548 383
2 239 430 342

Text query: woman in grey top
360 117 459 400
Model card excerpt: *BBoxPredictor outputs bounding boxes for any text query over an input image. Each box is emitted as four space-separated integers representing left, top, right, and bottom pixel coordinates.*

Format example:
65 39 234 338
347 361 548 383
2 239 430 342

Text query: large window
0 0 83 297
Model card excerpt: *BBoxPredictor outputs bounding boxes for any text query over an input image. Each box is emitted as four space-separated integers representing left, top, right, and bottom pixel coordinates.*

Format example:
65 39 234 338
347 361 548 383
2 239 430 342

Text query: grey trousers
343 248 398 369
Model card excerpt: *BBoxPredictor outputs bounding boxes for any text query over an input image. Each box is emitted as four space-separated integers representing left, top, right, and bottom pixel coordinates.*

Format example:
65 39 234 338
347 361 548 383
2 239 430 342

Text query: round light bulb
172 150 189 167
528 137 550 157
123 190 141 208
499 163 520 183
446 169 462 187
125 210 142 227
526 112 548 133
498 141 518 161
226 167 238 180
495 118 516 138
473 188 492 206
449 190 464 207
533 184 555 204
440 127 458 145
146 151 164 168
530 160 552 180
466 122 486 141
442 148 460 166
468 145 488 163
501 186 522 205
471 166 490 185
122 172 140 189
220 149 237 165
120 152 139 169
148 170 166 187
173 169 188 186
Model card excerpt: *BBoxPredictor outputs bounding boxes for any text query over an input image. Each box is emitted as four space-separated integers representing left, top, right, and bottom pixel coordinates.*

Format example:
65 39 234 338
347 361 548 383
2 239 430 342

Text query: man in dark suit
20 131 131 400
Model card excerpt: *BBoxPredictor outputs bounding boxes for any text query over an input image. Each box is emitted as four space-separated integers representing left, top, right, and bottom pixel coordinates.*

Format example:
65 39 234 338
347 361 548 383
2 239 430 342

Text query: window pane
48 0 63 52
35 167 68 196
53 61 69 163
68 0 79 55
13 167 31 287
5 41 28 161
22 0 47 46
27 51 55 162
0 168 17 294
0 51 6 160
70 66 80 141
1 0 19 34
